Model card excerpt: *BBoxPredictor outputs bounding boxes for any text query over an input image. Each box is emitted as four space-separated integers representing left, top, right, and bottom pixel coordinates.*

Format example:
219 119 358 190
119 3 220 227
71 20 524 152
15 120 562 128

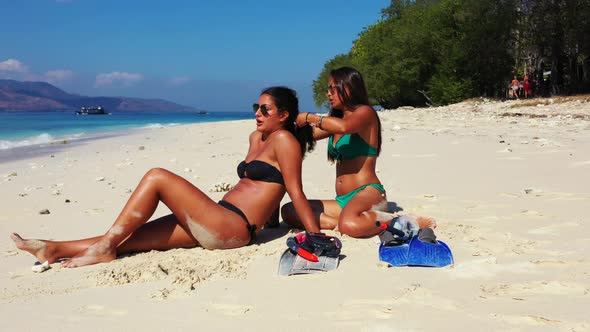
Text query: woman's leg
16 168 250 268
337 188 436 238
337 187 389 238
116 213 198 253
10 233 100 264
318 201 341 230
10 213 195 264
280 200 341 230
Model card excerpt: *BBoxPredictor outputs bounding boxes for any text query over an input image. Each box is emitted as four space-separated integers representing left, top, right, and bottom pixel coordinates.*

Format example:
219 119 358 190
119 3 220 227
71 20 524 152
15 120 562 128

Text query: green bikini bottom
335 183 386 208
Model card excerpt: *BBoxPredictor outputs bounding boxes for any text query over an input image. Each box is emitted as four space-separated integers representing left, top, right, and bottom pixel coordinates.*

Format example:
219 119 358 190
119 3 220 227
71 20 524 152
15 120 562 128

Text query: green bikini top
328 133 378 160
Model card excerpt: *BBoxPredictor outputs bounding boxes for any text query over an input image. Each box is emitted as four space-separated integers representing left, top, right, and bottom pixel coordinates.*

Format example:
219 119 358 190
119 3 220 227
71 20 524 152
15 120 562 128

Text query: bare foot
395 213 438 229
414 215 437 229
61 239 116 268
10 233 56 263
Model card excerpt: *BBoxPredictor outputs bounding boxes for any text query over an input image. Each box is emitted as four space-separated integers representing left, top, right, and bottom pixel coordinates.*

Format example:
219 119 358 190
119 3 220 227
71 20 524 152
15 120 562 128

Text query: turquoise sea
0 110 252 150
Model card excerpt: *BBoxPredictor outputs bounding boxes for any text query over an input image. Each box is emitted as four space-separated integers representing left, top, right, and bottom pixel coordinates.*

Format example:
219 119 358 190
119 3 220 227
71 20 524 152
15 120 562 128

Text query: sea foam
0 133 84 150
141 123 181 129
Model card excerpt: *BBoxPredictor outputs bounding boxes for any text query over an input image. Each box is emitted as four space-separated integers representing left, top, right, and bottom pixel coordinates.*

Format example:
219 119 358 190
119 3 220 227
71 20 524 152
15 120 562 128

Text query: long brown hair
261 86 315 157
327 67 381 162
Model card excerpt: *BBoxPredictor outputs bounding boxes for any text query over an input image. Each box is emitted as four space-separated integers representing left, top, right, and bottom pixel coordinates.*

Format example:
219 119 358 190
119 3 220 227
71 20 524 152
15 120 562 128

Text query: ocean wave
140 123 181 129
0 133 84 150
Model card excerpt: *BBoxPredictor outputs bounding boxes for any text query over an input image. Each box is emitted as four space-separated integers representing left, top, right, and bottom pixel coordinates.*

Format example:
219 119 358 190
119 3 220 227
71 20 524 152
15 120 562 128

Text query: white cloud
0 58 28 73
95 71 143 87
45 69 74 83
170 77 192 85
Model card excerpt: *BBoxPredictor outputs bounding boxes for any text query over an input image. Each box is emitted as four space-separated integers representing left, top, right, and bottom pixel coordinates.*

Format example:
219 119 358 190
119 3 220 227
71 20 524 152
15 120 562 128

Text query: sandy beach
1 97 589 331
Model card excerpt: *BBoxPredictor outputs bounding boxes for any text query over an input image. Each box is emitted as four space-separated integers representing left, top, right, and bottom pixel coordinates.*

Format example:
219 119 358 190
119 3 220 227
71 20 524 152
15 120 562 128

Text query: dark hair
327 67 381 162
260 86 315 157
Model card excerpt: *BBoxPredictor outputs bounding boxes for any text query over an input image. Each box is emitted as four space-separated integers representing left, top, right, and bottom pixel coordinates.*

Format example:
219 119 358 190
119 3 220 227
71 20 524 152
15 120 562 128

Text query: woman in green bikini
281 67 391 238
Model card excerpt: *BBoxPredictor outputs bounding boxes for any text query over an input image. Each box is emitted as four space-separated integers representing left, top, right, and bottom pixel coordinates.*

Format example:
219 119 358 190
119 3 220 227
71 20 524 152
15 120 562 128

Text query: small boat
76 106 109 115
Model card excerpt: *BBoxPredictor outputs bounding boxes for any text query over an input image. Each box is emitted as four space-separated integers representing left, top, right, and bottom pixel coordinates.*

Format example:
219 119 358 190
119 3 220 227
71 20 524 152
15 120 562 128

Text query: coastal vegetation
313 0 590 109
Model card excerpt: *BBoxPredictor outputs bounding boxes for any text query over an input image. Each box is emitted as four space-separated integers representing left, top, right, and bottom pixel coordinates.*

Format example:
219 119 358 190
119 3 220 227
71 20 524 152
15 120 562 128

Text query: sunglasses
252 103 272 116
327 84 338 94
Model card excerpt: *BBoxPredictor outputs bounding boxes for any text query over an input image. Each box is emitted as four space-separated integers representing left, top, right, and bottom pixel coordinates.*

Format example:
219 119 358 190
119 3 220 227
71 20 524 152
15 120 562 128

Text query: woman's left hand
295 112 308 128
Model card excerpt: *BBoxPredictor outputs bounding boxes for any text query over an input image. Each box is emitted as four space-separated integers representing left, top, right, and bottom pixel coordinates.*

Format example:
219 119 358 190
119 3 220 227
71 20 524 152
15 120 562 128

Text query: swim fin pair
278 232 342 276
378 225 454 268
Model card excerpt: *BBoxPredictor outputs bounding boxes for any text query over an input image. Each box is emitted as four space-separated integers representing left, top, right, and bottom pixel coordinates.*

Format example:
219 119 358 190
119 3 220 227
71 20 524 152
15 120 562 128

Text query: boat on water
76 106 109 115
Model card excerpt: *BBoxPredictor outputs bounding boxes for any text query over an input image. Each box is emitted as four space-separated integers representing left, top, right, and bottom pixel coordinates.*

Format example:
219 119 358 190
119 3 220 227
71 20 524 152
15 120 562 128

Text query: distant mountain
0 79 198 112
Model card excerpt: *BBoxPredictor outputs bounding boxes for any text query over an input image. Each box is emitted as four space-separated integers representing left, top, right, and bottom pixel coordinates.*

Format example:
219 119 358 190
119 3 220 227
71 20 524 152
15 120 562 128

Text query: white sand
1 97 589 331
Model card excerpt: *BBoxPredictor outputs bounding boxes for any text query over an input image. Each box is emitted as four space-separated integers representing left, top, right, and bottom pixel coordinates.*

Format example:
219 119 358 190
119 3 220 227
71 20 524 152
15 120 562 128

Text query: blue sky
0 0 388 112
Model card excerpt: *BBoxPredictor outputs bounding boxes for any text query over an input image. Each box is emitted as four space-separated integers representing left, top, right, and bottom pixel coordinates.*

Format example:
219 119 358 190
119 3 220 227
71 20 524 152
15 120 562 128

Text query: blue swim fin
379 235 454 267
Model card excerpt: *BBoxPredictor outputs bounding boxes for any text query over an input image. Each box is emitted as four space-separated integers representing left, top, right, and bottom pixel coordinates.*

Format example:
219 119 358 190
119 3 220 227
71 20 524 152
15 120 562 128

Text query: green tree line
313 0 590 109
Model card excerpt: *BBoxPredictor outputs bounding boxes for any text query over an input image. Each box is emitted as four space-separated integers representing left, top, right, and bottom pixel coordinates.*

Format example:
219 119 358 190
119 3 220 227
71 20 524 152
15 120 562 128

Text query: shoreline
0 131 125 164
0 119 245 164
0 110 254 156
1 98 589 331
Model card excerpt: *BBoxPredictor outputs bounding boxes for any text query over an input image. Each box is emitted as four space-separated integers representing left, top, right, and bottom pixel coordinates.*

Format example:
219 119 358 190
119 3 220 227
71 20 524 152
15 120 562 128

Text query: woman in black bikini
11 86 319 268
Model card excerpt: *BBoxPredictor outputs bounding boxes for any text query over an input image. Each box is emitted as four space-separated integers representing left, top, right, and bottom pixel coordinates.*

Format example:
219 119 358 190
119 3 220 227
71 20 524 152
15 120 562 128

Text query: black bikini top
237 160 285 185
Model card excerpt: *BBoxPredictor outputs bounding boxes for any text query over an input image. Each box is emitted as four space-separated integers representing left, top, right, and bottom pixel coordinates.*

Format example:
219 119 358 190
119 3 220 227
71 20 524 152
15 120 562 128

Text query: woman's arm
295 113 330 141
245 131 258 155
301 106 375 135
274 131 320 233
311 127 331 141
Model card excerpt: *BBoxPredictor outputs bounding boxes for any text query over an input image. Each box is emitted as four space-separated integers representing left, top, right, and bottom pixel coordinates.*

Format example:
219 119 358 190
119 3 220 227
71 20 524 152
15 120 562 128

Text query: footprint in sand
528 221 578 235
525 190 586 201
83 208 105 215
3 250 18 257
392 285 458 311
413 153 438 158
329 299 397 320
570 160 590 167
207 303 253 316
520 210 543 216
481 280 588 298
499 192 521 198
150 287 193 300
77 304 127 316
448 258 538 279
330 284 458 321
550 191 589 201
531 259 589 268
7 270 27 280
489 313 561 326
115 161 134 167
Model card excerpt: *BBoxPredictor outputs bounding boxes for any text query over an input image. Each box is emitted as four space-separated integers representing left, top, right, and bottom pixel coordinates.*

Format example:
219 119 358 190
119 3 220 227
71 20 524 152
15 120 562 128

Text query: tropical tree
312 0 588 109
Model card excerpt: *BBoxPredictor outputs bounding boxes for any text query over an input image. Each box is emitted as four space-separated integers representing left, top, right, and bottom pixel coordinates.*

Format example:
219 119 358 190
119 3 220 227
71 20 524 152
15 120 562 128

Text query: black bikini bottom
218 200 257 244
